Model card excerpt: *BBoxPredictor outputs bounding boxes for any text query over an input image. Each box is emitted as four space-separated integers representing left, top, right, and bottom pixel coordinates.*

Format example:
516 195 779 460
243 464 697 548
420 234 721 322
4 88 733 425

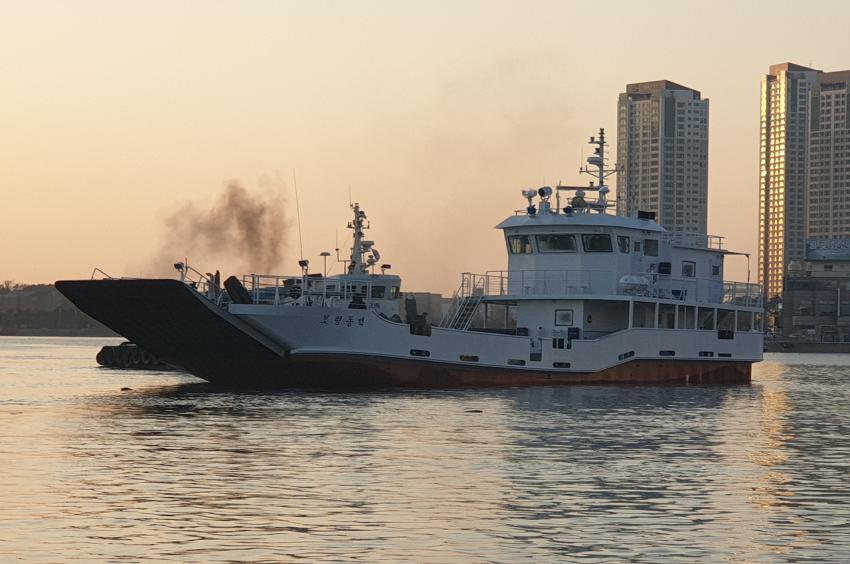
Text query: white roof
496 212 667 233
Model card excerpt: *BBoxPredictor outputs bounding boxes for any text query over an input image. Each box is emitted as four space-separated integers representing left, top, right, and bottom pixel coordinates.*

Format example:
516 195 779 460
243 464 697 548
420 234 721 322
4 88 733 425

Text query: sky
2 0 849 294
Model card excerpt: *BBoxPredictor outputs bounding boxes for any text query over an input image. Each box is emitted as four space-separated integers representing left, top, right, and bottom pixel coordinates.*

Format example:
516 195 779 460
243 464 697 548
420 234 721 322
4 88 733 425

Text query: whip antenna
293 168 304 260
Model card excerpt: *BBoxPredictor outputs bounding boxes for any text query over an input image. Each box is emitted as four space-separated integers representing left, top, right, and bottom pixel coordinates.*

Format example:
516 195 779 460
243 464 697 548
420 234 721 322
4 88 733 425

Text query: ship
56 129 763 386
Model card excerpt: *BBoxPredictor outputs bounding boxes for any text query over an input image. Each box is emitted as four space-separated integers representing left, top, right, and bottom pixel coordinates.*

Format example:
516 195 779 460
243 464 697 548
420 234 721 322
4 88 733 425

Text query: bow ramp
55 279 289 385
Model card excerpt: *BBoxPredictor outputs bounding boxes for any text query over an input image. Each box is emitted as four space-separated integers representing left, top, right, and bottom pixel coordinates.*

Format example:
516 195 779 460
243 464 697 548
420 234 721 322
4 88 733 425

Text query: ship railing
440 274 487 329
722 281 763 308
90 268 115 280
664 233 726 250
239 273 392 309
478 269 617 298
180 265 227 305
459 270 763 307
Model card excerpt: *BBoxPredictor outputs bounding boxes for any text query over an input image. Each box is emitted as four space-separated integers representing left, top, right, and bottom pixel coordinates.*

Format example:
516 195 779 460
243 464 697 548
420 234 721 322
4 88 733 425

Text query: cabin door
631 241 643 276
530 334 542 362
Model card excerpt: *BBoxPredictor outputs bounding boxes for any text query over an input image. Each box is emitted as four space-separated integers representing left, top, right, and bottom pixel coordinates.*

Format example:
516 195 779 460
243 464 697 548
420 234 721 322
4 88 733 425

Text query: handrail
238 273 399 309
90 268 114 280
458 269 763 308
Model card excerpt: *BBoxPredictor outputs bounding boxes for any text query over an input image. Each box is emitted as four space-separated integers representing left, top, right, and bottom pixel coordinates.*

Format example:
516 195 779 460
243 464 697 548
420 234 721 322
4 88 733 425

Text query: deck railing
665 233 726 250
453 270 762 307
239 273 389 308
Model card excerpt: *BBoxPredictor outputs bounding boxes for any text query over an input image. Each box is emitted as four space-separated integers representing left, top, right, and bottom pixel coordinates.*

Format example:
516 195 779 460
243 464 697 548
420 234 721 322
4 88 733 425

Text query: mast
578 127 619 213
550 127 619 214
346 203 381 275
347 203 366 274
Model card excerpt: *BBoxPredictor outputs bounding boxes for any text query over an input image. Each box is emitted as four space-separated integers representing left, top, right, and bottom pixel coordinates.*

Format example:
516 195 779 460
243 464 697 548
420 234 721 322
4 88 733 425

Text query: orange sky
2 1 849 294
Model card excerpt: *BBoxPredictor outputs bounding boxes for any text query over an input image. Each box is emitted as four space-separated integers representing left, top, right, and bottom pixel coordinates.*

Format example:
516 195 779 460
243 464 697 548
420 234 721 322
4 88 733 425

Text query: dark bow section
55 279 289 385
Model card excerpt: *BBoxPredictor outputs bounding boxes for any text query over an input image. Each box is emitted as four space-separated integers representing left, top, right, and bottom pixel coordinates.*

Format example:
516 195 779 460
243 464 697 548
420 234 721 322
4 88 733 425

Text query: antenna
578 127 618 213
293 168 304 260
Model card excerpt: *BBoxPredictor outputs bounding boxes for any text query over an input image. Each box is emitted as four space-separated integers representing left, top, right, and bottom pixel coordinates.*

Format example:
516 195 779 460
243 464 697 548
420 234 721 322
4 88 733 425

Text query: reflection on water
1 339 849 561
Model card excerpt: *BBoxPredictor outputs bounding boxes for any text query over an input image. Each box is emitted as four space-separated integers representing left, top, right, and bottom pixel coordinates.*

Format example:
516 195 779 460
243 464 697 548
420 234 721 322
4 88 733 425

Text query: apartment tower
616 80 709 236
807 70 850 239
758 63 819 301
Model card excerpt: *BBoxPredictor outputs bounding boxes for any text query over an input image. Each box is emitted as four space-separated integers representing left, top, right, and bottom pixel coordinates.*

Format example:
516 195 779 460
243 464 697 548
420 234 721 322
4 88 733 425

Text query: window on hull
658 303 676 329
698 307 715 330
632 301 656 328
677 305 696 329
717 309 735 332
737 310 753 332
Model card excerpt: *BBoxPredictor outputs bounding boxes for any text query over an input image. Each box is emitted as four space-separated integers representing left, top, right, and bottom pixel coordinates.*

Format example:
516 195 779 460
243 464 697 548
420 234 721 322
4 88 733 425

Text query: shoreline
0 329 119 338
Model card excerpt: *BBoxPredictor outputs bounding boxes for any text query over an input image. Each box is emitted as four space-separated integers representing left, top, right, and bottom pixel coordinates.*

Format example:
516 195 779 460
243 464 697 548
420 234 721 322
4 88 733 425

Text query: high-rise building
807 70 850 239
758 63 820 302
616 80 709 236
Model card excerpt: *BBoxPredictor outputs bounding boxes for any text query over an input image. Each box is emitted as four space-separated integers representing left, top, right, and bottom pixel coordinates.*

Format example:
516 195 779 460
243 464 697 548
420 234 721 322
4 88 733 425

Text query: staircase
440 274 485 330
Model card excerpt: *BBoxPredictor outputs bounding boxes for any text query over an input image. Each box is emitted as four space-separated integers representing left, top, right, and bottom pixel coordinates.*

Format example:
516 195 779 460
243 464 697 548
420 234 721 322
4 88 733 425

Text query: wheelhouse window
371 286 386 299
682 261 696 277
644 239 659 256
737 311 753 332
509 235 534 254
581 234 613 252
617 235 630 253
537 234 577 252
389 286 400 299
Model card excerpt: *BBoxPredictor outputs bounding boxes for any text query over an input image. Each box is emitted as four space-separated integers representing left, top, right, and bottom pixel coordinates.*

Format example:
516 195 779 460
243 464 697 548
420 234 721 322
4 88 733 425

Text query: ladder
440 274 485 330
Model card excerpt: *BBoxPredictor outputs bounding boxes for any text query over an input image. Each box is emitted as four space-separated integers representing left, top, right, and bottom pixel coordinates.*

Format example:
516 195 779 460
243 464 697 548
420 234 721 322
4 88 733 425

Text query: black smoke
149 179 288 276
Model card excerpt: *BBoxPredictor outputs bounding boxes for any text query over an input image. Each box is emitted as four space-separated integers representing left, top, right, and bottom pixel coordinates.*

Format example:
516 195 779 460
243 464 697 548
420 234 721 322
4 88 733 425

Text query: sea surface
1 337 848 562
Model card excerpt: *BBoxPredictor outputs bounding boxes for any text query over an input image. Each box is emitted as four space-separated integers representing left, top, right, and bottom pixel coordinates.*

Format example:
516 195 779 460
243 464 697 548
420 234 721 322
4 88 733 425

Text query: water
1 337 849 562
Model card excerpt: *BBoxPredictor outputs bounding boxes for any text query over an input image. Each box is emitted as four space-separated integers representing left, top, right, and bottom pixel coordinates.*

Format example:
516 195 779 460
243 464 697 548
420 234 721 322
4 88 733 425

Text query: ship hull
56 279 754 387
286 353 750 387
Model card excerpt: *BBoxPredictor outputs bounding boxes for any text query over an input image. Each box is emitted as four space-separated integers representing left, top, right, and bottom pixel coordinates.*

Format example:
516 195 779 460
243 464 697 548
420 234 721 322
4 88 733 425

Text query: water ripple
1 339 849 561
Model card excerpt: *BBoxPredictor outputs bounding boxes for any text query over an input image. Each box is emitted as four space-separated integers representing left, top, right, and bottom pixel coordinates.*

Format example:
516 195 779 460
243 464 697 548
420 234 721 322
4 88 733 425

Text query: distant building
616 80 709 236
807 70 850 239
758 63 820 303
781 239 850 341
